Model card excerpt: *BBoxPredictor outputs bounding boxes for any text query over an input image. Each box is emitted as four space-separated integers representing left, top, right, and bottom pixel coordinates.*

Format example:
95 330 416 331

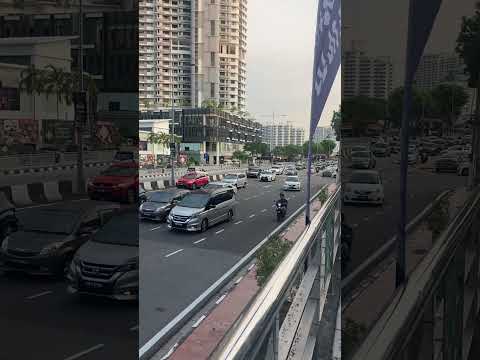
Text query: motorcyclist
277 192 288 210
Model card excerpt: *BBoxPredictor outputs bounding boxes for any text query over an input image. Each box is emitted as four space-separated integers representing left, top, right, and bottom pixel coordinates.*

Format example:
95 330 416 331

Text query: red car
176 172 209 189
87 162 139 203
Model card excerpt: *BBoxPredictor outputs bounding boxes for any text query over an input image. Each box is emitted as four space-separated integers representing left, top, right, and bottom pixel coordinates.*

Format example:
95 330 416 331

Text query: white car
271 165 284 175
283 176 301 191
221 172 248 188
203 181 238 194
259 169 276 182
344 170 384 205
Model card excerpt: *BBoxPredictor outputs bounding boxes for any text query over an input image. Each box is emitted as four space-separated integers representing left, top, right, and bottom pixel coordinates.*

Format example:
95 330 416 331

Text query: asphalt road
139 171 333 347
342 155 467 272
0 201 138 360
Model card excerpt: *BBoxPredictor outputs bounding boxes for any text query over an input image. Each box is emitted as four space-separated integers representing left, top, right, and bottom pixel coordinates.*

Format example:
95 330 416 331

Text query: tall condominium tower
139 0 247 112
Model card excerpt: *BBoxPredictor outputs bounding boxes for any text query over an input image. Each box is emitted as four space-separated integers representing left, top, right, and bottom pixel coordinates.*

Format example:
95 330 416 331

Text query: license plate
84 281 103 289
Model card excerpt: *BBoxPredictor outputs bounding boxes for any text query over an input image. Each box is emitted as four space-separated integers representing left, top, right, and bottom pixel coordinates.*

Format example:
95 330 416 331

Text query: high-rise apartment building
313 126 335 143
342 41 393 100
414 53 464 90
139 0 247 112
263 124 305 149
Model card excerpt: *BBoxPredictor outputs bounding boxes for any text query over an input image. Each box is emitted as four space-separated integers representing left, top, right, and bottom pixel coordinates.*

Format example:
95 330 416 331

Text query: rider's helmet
280 192 285 199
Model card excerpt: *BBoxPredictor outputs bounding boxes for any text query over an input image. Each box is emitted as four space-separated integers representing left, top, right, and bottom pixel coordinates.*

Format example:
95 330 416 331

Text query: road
343 156 466 272
0 201 138 360
139 171 333 347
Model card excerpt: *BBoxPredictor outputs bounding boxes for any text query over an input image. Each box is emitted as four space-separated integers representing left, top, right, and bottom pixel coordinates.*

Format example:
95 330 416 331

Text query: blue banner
310 0 341 135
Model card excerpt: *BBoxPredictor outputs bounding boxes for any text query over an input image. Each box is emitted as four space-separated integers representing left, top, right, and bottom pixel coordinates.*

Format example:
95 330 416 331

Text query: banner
310 0 341 135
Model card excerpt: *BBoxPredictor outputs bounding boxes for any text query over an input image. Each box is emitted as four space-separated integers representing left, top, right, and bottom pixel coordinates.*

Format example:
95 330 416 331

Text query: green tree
232 150 249 162
19 65 46 130
387 86 426 132
44 64 68 121
256 235 293 287
244 142 269 157
431 83 469 132
341 96 386 136
331 110 341 140
456 3 480 90
319 139 336 156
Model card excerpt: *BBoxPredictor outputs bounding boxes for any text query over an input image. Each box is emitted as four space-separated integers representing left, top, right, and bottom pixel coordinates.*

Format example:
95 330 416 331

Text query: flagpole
305 131 313 225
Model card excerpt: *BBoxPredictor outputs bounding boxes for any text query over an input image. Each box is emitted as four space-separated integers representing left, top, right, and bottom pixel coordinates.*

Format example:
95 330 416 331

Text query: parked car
372 142 390 157
246 167 262 178
176 172 209 189
139 185 147 204
283 176 301 191
435 156 460 173
167 188 237 232
351 151 376 169
0 194 18 246
322 169 334 177
271 165 285 175
221 172 248 188
139 189 189 222
67 210 138 300
0 201 119 277
203 182 238 195
87 162 139 203
259 169 276 182
285 168 298 176
344 170 384 205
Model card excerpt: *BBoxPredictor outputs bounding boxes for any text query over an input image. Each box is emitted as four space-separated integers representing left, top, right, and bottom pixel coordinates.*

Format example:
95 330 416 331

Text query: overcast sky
246 0 340 134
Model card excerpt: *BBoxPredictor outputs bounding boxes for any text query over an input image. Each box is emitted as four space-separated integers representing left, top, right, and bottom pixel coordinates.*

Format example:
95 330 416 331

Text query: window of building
210 82 215 98
210 52 215 66
210 20 215 36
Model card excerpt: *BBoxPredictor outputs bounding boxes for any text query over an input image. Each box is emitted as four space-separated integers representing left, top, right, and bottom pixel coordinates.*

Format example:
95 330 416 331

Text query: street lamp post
170 38 175 186
76 0 85 194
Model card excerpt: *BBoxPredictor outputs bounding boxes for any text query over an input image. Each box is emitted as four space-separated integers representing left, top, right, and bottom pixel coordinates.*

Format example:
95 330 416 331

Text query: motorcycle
275 201 287 222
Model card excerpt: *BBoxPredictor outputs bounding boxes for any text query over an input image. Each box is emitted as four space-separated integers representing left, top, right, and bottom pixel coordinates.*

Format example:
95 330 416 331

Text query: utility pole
76 0 85 194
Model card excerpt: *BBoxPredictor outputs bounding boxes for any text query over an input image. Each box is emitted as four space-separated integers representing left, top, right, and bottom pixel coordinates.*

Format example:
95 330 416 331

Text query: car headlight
1 236 9 251
118 257 139 272
39 242 63 255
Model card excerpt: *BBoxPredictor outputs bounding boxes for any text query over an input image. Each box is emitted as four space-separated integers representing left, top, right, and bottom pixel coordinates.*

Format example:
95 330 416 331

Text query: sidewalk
343 187 470 348
158 184 337 360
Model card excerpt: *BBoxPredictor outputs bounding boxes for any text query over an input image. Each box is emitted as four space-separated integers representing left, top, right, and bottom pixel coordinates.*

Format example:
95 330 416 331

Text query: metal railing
140 185 332 360
211 185 342 360
352 188 480 360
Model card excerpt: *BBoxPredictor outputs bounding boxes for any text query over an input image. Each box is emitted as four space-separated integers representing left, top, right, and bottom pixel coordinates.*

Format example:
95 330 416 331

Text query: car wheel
61 254 74 279
227 209 234 222
127 188 136 204
192 183 197 190
201 219 208 232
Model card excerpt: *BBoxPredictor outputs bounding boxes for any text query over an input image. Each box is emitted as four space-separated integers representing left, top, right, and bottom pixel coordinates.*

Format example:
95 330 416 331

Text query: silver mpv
167 188 237 232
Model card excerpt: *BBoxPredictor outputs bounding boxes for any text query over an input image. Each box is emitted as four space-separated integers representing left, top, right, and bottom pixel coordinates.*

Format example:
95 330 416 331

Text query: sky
246 0 340 134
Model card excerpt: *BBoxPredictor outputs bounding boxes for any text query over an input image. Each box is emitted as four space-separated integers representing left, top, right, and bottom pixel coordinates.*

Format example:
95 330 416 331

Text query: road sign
73 91 87 127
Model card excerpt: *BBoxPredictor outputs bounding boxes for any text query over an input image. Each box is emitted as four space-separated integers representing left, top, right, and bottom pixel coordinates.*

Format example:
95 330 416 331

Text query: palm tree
19 65 47 135
44 64 68 121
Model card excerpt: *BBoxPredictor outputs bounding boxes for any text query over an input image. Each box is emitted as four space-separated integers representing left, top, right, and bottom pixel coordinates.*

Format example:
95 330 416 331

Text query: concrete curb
0 180 75 207
1 162 110 176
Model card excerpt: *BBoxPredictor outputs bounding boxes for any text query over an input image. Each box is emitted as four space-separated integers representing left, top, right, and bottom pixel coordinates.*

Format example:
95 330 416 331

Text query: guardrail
352 188 480 360
210 185 342 360
139 184 333 360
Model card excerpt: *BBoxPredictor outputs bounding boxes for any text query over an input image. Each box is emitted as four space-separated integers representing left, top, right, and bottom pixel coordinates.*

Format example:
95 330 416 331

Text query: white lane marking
150 225 163 231
215 229 225 235
194 238 207 244
192 315 207 328
272 205 276 208
216 293 227 304
130 324 139 331
165 249 184 258
26 291 53 300
261 209 267 213
248 263 256 271
63 344 105 360
160 343 179 360
235 276 243 285
249 214 255 218
234 220 243 225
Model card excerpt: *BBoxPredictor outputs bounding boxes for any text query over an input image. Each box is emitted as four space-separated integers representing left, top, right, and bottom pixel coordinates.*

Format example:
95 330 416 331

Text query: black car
246 167 261 178
139 189 189 222
67 210 138 300
0 201 119 277
0 193 18 243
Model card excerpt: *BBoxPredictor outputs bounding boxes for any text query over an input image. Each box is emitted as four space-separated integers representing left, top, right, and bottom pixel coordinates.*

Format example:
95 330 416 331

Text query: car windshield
147 192 173 203
224 174 238 179
350 172 379 184
352 151 370 158
17 209 79 234
101 166 136 177
183 173 196 179
92 213 138 246
177 193 210 208
286 176 299 182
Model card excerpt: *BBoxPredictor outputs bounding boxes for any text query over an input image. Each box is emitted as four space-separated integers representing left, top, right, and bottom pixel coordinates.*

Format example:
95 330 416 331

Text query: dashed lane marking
63 344 105 360
26 291 53 300
215 229 225 235
249 214 256 218
234 220 243 225
149 225 163 231
194 238 207 244
261 209 267 213
192 315 207 328
216 294 227 304
165 249 184 258
160 343 179 360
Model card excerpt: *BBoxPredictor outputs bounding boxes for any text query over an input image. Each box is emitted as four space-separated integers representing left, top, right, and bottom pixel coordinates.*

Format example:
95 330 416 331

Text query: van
167 188 237 232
